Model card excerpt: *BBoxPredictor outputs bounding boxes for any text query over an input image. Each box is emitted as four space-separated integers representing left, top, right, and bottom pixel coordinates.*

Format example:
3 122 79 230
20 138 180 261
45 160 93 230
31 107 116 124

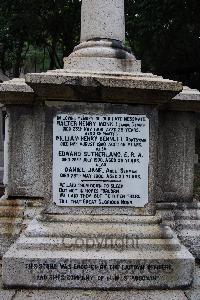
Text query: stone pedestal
2 72 195 289
3 215 194 289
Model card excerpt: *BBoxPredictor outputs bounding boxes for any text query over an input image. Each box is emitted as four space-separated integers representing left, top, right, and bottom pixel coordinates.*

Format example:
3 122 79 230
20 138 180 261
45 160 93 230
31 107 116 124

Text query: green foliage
0 0 81 76
125 0 200 87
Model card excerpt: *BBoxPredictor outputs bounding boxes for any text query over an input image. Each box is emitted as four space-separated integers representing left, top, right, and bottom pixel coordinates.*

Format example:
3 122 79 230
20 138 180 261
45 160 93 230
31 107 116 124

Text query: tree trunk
13 41 24 78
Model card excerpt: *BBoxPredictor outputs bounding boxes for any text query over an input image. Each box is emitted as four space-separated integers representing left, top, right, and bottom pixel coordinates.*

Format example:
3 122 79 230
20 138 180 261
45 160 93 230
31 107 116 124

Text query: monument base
157 202 200 260
2 214 194 289
63 39 141 73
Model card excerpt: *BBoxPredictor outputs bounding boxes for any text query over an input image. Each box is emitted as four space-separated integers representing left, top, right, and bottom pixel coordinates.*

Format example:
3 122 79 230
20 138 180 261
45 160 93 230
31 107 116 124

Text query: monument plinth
2 0 195 290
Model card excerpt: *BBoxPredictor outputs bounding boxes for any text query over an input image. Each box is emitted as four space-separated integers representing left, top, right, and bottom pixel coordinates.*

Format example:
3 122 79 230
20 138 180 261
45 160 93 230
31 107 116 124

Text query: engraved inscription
53 114 149 207
24 261 174 286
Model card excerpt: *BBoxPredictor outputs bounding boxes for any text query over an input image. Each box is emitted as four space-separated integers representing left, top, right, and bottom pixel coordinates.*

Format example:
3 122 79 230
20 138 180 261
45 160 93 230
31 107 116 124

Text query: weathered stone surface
185 263 200 300
64 39 141 73
0 289 15 300
23 218 174 240
161 86 200 112
0 78 34 105
13 290 189 300
81 0 125 42
157 86 200 261
4 105 45 198
158 111 195 203
25 70 182 104
2 213 195 289
0 197 43 257
2 260 199 299
156 202 200 259
3 239 194 289
0 108 4 187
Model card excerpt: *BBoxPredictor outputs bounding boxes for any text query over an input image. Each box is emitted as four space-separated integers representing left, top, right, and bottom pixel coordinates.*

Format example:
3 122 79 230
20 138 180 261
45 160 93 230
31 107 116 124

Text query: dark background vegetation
0 0 200 89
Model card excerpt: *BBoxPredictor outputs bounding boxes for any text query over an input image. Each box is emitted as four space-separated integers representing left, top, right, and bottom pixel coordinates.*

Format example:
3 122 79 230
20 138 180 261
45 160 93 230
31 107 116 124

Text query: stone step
0 217 22 225
157 209 200 220
177 229 200 238
39 214 162 224
0 217 24 237
0 238 16 259
0 290 189 300
177 231 200 259
0 227 21 237
16 235 181 251
25 219 174 239
167 220 200 230
157 202 200 209
3 243 194 289
0 206 24 218
0 198 25 207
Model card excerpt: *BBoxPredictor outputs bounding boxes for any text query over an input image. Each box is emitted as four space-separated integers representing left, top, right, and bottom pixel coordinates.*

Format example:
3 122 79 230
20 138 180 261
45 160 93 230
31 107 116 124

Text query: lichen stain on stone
0 199 23 238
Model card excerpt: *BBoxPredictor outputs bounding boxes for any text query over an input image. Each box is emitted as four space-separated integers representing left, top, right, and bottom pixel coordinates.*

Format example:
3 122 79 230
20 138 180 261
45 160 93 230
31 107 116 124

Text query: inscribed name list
53 114 149 207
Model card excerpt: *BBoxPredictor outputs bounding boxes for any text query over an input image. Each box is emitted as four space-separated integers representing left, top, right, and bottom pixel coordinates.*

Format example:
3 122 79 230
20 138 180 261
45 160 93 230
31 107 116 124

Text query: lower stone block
2 243 194 289
2 215 195 289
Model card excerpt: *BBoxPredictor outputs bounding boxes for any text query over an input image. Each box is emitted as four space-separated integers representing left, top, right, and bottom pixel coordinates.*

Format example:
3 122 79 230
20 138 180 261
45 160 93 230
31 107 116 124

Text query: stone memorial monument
1 0 195 290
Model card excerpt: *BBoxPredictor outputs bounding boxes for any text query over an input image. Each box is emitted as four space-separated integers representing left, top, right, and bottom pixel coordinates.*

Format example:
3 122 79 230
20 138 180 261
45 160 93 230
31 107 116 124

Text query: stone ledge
0 78 34 105
16 235 181 251
24 218 174 239
25 70 182 104
2 243 194 289
160 86 200 112
38 214 162 224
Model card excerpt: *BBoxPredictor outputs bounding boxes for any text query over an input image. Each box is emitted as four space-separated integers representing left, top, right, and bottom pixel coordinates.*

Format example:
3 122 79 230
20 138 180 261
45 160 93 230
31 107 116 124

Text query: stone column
81 0 125 42
64 0 141 73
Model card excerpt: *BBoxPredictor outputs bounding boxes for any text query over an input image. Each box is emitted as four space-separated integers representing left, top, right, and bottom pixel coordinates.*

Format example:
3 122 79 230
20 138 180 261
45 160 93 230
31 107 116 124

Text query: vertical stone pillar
64 0 141 73
0 79 46 199
4 105 45 198
0 107 4 193
158 111 195 203
81 0 125 42
0 79 44 257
